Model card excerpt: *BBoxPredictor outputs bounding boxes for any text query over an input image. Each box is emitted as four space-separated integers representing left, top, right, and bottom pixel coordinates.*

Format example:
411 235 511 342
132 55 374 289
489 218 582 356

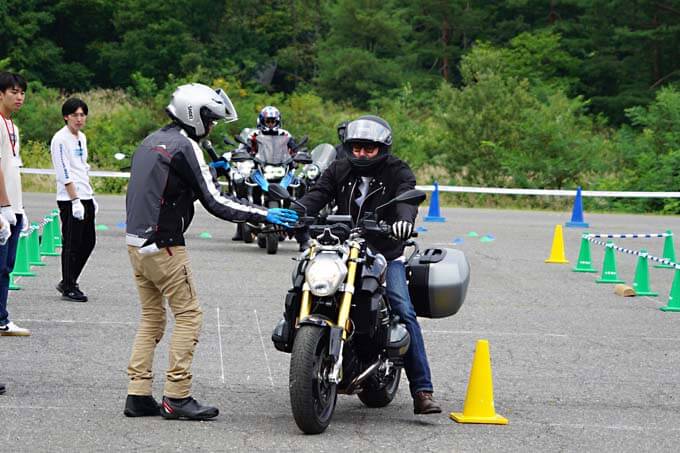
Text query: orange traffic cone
450 339 508 425
545 224 569 264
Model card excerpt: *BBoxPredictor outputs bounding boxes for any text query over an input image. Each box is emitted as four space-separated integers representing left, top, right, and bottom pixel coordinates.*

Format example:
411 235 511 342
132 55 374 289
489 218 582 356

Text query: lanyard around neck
0 113 16 157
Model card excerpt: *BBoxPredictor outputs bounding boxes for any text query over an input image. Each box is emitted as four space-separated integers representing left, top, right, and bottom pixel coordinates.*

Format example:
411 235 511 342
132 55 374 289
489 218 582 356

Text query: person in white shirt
50 98 97 302
0 71 31 336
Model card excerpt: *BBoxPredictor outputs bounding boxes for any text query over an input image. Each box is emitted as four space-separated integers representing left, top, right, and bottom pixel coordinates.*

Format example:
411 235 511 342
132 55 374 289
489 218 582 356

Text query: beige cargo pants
126 245 202 398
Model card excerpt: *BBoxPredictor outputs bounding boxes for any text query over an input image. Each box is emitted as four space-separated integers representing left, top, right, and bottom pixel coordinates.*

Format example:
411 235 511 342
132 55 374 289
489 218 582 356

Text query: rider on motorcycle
231 105 301 242
240 106 299 155
291 115 442 415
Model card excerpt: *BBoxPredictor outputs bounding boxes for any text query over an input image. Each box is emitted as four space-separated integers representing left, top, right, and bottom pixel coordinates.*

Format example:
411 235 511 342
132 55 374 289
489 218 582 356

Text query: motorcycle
235 134 306 254
269 184 470 434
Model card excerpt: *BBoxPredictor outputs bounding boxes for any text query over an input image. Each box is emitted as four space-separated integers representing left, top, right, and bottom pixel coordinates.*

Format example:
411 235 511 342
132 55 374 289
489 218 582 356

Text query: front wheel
242 223 254 243
266 233 278 254
357 367 401 408
289 326 337 434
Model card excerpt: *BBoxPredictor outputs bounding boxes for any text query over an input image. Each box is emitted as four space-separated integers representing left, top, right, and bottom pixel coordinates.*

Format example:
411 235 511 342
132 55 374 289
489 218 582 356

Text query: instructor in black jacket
294 115 441 415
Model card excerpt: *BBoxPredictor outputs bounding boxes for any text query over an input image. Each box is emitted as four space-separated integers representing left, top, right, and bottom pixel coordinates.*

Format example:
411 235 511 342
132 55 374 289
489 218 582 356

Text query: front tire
242 223 254 243
289 326 337 434
266 233 278 254
358 367 401 408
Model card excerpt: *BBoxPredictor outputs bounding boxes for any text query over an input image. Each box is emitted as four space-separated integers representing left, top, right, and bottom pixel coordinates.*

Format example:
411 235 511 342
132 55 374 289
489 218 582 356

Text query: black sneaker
160 396 219 420
124 395 161 417
62 289 88 302
0 382 6 395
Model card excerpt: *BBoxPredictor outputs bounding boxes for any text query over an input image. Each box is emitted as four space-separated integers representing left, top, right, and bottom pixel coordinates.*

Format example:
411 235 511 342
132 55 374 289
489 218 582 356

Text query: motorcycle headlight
236 161 254 176
304 164 320 180
305 253 348 297
264 165 286 180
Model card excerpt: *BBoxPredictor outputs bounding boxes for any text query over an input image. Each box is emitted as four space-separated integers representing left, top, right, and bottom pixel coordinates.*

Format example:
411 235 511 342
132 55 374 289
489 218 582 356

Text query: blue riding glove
209 158 230 170
266 208 299 228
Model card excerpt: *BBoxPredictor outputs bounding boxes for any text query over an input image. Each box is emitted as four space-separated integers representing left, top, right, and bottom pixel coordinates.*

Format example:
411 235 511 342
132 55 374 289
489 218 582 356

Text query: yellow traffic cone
545 224 569 264
450 339 508 425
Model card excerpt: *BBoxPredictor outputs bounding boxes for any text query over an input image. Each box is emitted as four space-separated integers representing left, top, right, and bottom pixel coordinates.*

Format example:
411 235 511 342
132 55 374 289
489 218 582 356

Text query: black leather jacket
295 154 418 261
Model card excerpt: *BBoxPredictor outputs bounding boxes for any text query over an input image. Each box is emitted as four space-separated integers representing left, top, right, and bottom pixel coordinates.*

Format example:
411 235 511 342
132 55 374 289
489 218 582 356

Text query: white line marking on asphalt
253 309 274 391
422 329 680 342
16 319 136 325
216 307 226 384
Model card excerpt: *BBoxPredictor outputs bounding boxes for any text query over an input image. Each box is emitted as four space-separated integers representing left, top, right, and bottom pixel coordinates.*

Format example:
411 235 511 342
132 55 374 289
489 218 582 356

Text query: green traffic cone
596 241 624 284
12 234 36 277
572 234 597 273
632 249 658 296
9 272 21 290
660 268 680 312
51 213 62 248
28 223 45 266
654 230 676 269
40 218 60 257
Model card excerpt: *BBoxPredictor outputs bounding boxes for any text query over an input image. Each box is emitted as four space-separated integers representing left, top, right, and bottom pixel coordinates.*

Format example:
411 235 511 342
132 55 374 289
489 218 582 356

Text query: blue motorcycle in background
236 134 309 254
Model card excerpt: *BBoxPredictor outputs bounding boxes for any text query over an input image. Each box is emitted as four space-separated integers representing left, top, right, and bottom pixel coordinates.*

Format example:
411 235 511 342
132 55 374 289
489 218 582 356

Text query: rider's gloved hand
391 220 413 241
266 208 299 228
209 158 229 170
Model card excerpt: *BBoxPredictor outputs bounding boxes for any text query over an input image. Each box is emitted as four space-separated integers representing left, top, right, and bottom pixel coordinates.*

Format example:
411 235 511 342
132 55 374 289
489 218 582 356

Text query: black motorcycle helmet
337 120 349 143
345 115 392 176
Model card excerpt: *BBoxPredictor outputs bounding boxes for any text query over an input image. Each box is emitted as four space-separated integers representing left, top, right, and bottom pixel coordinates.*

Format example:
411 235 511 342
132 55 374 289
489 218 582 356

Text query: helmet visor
215 88 238 123
345 119 391 145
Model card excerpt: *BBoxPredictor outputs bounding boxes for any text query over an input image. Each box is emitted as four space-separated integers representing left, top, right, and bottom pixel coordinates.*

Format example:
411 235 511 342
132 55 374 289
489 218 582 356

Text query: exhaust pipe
345 360 381 394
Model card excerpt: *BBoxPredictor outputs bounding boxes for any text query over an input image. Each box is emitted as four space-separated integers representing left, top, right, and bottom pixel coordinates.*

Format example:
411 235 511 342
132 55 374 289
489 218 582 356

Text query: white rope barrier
585 236 679 269
20 168 680 198
586 233 672 239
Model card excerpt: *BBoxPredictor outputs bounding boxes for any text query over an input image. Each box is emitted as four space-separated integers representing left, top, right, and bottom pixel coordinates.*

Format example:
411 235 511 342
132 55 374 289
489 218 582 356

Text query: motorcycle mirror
293 151 313 165
268 183 292 201
114 152 127 161
223 136 237 147
297 135 309 147
269 184 308 214
234 134 248 146
230 150 252 163
375 189 427 214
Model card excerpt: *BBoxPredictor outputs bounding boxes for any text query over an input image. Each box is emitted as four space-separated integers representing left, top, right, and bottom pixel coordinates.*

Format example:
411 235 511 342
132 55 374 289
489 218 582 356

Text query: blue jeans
0 214 23 325
385 259 433 397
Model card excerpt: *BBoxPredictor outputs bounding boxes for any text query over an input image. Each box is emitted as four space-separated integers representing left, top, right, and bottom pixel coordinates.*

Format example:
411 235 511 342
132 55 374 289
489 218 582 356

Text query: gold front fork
337 243 360 340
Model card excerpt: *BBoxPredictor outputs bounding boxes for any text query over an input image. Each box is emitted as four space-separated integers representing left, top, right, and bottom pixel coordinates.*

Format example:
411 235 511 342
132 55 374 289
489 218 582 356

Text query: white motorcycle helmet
166 83 238 139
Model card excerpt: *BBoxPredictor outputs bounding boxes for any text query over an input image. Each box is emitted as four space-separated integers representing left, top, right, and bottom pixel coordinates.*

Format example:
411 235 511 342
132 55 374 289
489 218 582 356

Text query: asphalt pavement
2 192 680 452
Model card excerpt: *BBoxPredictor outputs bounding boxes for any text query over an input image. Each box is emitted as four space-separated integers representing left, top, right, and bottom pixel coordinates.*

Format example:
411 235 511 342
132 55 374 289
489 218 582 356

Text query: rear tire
289 326 337 434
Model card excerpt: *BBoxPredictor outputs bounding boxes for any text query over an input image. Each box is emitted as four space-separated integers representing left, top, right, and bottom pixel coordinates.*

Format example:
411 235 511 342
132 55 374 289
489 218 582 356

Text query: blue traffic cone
565 186 589 228
424 181 446 222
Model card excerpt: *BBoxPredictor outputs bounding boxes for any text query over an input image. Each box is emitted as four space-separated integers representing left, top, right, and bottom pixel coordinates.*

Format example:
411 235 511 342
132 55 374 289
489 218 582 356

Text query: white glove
71 198 85 220
138 243 160 255
0 214 11 245
0 206 16 226
391 220 414 241
92 197 99 215
20 213 29 233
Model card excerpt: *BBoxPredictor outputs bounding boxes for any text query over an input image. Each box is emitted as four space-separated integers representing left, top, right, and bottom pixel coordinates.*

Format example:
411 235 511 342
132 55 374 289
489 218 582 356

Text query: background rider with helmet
124 83 298 421
291 115 442 415
241 105 298 155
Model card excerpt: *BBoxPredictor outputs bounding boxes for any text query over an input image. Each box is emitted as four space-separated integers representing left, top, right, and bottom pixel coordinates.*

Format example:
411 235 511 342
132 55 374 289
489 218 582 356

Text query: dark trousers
58 200 96 290
0 214 24 325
